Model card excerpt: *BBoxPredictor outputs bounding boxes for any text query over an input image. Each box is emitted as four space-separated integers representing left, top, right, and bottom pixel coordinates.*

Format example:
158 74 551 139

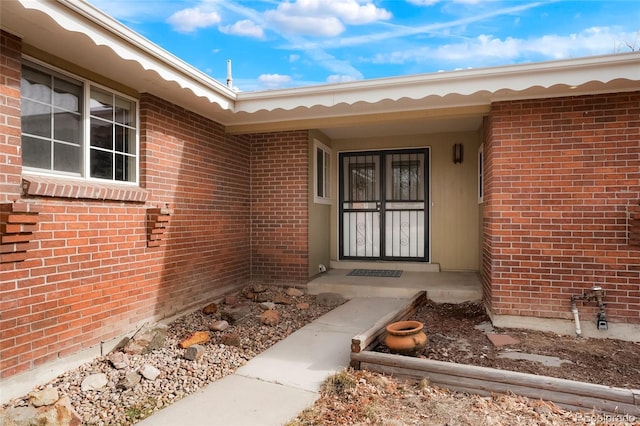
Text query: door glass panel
342 154 381 258
343 211 380 257
384 152 426 258
343 155 379 202
385 210 425 258
386 152 424 201
340 150 428 261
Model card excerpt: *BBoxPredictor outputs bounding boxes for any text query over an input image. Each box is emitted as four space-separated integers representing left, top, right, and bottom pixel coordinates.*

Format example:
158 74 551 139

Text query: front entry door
339 149 429 261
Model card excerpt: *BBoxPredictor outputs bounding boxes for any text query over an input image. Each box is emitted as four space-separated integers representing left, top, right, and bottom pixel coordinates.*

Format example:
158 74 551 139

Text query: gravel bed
2 286 338 425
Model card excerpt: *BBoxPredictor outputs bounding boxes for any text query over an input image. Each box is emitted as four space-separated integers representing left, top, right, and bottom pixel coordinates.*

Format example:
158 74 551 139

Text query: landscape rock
209 320 229 331
202 302 218 315
39 396 82 426
179 331 210 348
221 304 251 324
286 288 304 297
81 373 108 392
296 302 310 310
251 283 266 293
316 292 346 307
139 364 161 381
0 405 37 426
29 387 59 407
108 351 130 369
0 290 341 425
254 292 269 303
221 333 241 347
273 294 292 305
260 310 280 326
110 336 130 353
224 295 239 305
184 344 205 361
259 301 276 311
0 395 82 426
124 323 168 354
117 372 141 390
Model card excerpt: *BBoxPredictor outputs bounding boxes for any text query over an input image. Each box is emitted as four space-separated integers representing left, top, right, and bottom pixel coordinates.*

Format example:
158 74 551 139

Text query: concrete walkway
137 297 413 426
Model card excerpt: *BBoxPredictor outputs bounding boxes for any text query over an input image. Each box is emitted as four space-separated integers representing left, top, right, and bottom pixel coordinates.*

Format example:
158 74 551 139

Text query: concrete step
308 270 483 303
329 260 441 272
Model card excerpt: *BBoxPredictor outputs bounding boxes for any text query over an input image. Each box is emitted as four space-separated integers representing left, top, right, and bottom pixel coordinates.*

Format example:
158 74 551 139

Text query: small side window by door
478 144 484 203
314 140 332 204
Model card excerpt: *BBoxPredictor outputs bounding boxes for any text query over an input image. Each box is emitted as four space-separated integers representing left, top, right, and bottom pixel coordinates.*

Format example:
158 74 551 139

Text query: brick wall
250 131 309 284
0 31 22 201
481 116 494 312
0 30 252 379
483 92 640 324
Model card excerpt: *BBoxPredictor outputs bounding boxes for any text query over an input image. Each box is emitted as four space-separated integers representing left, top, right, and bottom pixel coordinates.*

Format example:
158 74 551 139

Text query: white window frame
478 144 484 203
314 140 332 205
21 57 140 185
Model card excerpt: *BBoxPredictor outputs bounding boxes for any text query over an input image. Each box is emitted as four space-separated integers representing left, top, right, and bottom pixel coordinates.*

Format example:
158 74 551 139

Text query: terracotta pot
384 320 427 356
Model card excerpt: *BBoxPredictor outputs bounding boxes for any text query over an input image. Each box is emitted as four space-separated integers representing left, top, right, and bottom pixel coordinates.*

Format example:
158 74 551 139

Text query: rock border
349 293 640 417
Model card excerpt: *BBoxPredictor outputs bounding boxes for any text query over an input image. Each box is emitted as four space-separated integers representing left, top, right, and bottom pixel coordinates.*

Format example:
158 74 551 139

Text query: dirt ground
288 300 640 426
378 300 640 389
288 368 624 426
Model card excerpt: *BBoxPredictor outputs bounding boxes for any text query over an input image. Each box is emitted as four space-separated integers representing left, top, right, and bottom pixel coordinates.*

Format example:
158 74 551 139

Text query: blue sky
88 0 640 92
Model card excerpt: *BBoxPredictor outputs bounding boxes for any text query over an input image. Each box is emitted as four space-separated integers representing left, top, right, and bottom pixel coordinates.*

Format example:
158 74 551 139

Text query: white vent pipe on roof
226 59 233 89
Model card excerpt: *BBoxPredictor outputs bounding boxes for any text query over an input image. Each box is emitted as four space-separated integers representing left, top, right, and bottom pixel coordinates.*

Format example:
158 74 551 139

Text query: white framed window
314 140 331 204
478 144 484 203
20 59 139 184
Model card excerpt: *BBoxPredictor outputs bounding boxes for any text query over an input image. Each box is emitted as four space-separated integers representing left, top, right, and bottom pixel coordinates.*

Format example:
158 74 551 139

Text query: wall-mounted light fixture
453 143 464 164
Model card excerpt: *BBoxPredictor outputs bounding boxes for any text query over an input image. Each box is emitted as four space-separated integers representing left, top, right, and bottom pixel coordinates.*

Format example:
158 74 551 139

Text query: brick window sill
22 174 149 203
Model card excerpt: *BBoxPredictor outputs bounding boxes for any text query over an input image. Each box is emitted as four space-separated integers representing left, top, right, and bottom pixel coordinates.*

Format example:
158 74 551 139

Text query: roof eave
234 52 640 114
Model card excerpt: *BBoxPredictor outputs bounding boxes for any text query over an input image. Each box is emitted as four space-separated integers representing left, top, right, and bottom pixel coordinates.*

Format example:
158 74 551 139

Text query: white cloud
167 7 221 33
289 54 301 62
369 27 637 66
326 74 360 83
258 74 293 88
407 0 440 5
408 0 488 5
265 14 345 37
265 0 391 37
220 20 265 38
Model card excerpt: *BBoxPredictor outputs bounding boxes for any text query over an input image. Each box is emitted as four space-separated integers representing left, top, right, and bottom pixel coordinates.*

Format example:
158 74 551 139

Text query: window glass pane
21 62 138 183
53 77 81 112
90 149 112 179
22 136 51 169
316 148 324 197
54 110 81 143
54 142 81 173
90 117 112 149
22 100 51 137
324 151 330 197
21 67 52 103
115 154 136 182
115 126 136 154
90 87 137 182
115 96 135 126
90 88 113 121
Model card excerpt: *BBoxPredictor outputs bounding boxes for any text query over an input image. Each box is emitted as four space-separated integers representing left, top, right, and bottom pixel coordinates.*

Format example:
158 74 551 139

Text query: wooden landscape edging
350 291 426 359
349 294 640 416
352 351 640 416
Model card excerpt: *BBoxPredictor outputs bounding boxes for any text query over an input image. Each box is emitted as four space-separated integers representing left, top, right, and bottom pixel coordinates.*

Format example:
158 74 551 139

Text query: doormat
347 269 403 278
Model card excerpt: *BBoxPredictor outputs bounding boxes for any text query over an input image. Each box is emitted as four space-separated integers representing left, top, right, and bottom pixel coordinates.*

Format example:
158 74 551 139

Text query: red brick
483 92 640 324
